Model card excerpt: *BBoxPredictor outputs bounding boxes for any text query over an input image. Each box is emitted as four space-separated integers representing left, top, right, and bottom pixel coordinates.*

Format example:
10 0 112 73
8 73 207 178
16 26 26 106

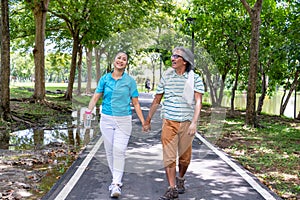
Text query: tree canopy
1 0 299 125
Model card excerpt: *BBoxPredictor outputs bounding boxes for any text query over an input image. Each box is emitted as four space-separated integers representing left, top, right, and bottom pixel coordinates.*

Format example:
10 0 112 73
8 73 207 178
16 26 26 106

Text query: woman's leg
111 116 132 185
100 115 115 174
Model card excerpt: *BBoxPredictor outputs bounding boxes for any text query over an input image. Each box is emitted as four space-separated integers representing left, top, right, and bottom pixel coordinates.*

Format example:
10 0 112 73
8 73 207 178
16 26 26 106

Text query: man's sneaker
109 184 121 198
159 187 178 200
176 177 185 194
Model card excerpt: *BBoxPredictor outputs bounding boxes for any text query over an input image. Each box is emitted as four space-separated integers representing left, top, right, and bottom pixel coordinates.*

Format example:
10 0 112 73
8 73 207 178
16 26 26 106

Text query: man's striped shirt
156 68 204 122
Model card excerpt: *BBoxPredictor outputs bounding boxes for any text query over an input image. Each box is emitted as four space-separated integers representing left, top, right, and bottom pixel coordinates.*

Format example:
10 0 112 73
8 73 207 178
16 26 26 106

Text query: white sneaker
109 184 121 198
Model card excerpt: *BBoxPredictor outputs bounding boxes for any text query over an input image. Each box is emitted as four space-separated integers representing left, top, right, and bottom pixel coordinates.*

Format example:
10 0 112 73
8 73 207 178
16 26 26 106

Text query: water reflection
204 93 300 118
1 108 100 150
0 132 9 149
7 127 95 150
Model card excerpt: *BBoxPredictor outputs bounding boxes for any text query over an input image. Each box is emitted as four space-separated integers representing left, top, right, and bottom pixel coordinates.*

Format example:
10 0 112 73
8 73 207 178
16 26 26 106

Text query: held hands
142 121 151 132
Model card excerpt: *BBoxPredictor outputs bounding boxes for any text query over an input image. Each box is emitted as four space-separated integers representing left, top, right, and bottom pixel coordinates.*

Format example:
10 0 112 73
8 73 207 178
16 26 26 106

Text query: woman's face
114 53 128 70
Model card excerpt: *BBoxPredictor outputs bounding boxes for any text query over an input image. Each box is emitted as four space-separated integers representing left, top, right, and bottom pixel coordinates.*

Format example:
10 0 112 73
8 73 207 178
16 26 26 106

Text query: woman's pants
100 113 132 186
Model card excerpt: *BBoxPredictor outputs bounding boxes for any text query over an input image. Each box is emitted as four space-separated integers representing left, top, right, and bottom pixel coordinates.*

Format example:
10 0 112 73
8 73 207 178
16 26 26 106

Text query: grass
200 110 300 199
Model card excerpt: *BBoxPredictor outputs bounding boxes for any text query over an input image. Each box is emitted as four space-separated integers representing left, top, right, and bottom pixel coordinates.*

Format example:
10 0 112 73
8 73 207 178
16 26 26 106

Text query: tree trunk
280 70 299 115
33 129 44 149
85 47 93 94
77 44 83 95
65 31 80 100
0 0 11 121
95 47 105 83
107 52 112 73
151 57 156 91
257 63 267 115
31 0 50 101
216 74 226 106
202 64 217 106
230 45 241 112
95 48 101 83
241 0 263 127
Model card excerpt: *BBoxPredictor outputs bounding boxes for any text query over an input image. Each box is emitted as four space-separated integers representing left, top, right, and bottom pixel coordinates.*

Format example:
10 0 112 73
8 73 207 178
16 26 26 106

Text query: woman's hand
143 121 151 132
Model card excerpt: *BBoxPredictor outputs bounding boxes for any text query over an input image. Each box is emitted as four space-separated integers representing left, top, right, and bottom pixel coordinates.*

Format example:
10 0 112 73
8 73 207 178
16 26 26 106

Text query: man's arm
143 93 163 131
187 92 202 135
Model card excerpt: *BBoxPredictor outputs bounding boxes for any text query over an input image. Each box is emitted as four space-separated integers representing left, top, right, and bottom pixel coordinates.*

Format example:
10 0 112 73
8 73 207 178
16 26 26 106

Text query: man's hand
187 122 197 136
143 121 151 132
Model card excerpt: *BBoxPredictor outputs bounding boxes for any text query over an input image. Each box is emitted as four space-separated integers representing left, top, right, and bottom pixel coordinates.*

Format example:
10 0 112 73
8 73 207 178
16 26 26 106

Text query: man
144 46 204 200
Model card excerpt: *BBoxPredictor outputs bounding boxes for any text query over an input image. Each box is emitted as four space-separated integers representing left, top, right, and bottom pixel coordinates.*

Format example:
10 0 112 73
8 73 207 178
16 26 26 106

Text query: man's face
171 50 187 70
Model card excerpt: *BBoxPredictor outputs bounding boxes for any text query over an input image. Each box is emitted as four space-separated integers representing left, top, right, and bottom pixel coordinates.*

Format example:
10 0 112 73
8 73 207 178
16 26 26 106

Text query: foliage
200 111 300 199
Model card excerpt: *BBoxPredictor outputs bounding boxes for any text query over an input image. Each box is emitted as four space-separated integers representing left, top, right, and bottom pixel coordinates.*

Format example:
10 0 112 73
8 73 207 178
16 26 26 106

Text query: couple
85 47 204 199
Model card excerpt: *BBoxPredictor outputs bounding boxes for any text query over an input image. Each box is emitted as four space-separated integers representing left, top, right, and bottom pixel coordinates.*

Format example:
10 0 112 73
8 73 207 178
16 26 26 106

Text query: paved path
42 93 281 200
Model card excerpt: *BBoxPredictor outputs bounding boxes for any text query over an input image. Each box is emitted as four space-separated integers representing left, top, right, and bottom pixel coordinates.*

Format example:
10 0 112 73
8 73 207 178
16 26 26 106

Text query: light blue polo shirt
95 72 138 116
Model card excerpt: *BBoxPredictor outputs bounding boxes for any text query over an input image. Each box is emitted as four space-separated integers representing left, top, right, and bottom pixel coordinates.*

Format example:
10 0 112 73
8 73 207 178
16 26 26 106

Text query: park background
0 0 299 199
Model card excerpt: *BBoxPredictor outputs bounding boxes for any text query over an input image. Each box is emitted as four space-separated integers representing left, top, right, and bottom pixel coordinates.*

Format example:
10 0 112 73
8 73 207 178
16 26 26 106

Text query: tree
48 0 110 100
76 44 83 95
278 1 300 116
280 69 299 115
85 46 92 94
240 0 263 127
49 0 160 100
0 0 11 121
188 0 249 107
25 0 50 102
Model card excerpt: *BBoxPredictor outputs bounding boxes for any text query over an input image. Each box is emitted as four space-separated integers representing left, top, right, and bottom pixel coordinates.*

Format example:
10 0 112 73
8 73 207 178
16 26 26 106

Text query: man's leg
165 166 177 187
178 163 189 178
159 120 179 200
177 121 194 194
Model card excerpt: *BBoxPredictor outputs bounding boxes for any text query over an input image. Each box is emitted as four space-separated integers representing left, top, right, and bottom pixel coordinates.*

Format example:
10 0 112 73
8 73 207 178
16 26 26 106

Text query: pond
2 108 99 150
0 108 102 199
204 92 300 118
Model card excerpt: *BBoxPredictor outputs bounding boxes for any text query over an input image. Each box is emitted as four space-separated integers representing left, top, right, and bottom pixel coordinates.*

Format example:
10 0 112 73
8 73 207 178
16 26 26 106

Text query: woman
85 52 145 198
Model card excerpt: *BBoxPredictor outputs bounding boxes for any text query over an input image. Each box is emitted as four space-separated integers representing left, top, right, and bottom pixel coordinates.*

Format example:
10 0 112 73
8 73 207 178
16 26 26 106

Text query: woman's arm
132 97 145 126
87 93 102 111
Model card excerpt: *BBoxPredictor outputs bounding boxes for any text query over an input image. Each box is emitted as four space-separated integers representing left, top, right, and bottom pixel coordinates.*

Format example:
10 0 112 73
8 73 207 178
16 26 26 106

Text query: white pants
100 113 132 186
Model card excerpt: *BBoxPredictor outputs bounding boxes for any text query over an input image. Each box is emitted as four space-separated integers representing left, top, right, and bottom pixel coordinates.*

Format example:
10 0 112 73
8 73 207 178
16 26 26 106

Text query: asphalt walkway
42 93 281 200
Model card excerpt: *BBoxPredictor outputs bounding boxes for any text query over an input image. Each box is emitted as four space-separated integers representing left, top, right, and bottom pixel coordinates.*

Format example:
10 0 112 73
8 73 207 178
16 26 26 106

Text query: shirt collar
172 70 188 78
109 71 126 80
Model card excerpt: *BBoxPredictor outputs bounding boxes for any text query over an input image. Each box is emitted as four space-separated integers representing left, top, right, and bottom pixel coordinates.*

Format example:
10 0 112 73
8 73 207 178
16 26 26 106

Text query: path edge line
54 135 103 200
195 133 276 200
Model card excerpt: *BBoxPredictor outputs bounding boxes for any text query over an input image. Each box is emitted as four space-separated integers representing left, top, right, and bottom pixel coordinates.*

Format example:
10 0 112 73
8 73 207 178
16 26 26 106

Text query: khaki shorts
161 119 195 168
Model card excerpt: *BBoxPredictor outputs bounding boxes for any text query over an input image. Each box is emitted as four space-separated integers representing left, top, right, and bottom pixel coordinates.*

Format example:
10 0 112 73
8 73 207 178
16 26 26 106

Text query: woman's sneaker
159 187 178 200
109 184 121 198
176 176 185 194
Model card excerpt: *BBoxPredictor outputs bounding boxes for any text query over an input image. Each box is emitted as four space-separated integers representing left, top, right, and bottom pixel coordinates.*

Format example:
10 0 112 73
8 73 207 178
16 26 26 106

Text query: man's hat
172 46 194 67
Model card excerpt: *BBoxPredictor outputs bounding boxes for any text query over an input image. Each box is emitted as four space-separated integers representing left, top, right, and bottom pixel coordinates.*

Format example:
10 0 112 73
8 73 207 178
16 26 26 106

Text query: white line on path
54 135 103 200
195 133 276 200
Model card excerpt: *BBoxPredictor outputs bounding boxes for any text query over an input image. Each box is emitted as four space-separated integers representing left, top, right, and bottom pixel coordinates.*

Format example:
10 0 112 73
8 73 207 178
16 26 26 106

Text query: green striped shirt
156 69 204 122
